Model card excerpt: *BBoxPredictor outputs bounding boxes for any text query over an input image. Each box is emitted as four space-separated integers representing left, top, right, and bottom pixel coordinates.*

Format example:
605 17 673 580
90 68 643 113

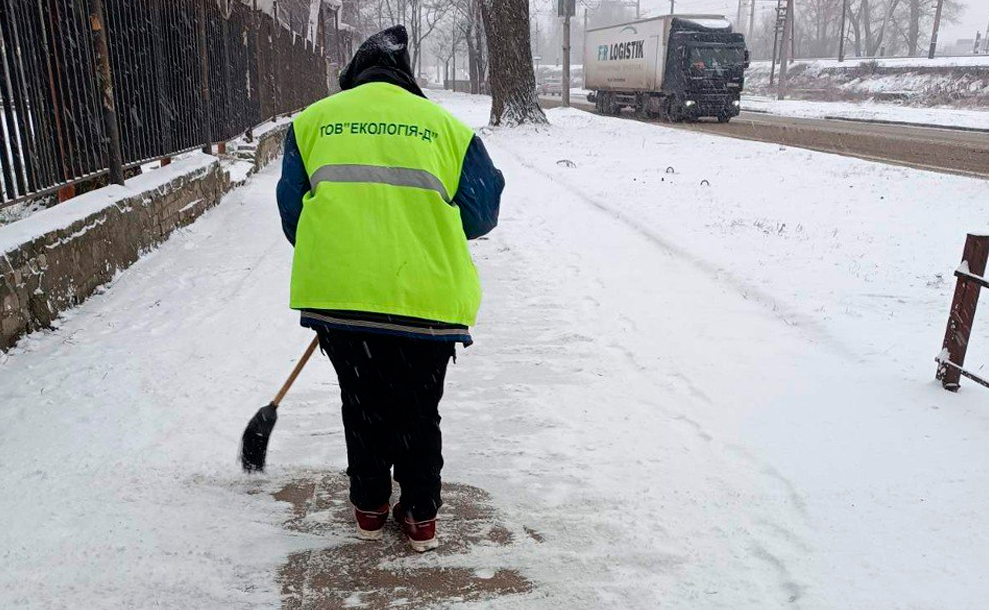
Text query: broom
240 336 320 472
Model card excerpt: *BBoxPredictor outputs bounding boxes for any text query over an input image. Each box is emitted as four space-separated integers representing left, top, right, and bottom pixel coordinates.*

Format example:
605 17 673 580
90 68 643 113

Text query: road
541 97 989 179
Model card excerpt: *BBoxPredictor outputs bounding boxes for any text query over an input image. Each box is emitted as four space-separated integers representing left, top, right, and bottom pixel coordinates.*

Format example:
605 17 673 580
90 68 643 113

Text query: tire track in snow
461 142 820 607
491 139 853 360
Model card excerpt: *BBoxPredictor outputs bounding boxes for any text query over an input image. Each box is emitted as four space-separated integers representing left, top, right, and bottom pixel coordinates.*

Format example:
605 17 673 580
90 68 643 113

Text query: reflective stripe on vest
309 164 452 203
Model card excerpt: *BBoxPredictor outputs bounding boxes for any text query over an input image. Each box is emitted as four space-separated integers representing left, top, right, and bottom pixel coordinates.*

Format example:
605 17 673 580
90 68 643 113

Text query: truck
584 15 749 122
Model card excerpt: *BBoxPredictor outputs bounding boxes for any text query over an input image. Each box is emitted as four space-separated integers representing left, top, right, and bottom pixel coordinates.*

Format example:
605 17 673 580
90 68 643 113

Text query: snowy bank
742 95 989 130
745 58 989 108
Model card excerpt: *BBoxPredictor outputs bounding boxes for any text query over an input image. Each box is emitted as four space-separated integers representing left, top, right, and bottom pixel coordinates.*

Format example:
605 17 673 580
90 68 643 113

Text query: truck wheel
667 104 682 123
657 98 673 122
635 100 650 119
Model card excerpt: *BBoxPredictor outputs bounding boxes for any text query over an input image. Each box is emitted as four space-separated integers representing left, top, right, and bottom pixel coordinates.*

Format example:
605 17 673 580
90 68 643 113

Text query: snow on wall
0 125 291 351
0 156 217 257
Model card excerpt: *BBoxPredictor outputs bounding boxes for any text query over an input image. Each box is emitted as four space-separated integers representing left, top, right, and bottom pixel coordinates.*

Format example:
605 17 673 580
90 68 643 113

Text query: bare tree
408 0 452 72
456 0 486 93
480 0 546 125
431 16 463 85
745 0 963 60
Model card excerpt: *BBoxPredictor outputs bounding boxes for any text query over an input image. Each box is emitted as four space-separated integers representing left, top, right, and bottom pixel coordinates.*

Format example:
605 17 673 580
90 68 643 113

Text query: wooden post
88 0 125 186
57 184 76 203
937 233 989 391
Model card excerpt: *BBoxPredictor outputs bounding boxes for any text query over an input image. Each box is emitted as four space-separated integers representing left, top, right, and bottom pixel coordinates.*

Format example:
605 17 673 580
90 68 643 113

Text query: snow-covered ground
742 94 989 129
2 90 989 609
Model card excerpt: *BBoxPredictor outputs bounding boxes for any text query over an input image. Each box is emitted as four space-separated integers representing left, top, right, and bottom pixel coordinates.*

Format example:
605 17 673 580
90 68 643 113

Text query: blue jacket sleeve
276 125 309 246
453 136 504 240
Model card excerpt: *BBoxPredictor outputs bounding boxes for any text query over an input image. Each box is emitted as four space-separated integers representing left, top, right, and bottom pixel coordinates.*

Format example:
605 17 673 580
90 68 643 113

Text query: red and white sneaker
354 503 390 541
393 503 439 552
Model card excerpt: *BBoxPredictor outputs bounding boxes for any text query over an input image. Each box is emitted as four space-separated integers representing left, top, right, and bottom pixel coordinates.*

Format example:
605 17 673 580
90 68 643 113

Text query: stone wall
0 127 288 352
254 123 292 171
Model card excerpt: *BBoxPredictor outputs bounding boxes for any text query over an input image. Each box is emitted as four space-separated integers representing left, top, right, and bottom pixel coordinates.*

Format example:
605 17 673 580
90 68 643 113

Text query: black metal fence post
88 0 124 185
195 0 212 153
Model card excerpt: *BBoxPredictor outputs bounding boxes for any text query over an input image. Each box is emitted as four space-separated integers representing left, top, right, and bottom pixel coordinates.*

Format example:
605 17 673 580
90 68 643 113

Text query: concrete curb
819 114 989 134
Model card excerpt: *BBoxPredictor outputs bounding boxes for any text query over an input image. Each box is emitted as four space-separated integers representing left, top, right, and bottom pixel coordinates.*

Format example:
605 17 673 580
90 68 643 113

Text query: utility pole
838 0 848 61
769 0 785 86
929 0 945 58
776 0 793 100
748 0 756 38
561 0 573 107
563 11 571 107
670 0 675 14
637 0 641 18
736 0 744 34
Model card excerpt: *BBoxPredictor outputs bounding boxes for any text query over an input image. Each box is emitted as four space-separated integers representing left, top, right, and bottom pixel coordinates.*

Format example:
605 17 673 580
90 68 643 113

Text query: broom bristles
240 403 278 472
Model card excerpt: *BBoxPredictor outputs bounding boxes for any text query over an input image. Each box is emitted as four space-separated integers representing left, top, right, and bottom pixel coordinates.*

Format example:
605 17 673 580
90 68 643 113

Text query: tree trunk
474 15 487 92
848 10 862 56
869 0 901 56
479 0 546 126
467 26 480 94
862 0 874 55
907 0 920 56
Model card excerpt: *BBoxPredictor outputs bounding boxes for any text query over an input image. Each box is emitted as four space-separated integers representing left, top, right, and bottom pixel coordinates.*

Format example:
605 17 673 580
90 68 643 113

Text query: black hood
339 25 425 98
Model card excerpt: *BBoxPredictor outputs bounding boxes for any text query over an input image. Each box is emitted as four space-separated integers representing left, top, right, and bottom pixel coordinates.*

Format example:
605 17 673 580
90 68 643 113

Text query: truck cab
664 20 748 121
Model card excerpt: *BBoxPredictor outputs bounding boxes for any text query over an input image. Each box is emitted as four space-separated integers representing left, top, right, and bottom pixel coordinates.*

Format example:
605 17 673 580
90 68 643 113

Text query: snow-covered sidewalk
2 91 989 609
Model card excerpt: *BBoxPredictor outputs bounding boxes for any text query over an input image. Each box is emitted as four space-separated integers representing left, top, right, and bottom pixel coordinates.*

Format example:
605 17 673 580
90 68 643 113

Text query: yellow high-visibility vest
289 82 481 326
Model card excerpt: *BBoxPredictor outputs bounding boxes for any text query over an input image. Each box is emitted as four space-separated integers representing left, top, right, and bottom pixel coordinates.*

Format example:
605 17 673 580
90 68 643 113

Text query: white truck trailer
584 15 748 122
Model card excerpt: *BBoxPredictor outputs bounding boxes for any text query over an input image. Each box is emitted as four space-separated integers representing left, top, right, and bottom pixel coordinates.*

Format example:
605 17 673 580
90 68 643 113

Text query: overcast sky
630 0 989 47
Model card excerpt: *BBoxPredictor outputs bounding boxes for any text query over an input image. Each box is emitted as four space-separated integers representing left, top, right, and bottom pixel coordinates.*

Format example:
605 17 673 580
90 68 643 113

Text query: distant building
238 0 355 64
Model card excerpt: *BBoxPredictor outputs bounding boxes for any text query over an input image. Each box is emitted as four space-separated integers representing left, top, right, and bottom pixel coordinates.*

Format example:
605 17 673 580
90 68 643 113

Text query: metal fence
0 0 330 209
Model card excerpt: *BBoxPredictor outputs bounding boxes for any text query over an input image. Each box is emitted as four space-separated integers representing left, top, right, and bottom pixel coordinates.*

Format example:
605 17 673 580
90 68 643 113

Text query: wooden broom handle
272 336 320 407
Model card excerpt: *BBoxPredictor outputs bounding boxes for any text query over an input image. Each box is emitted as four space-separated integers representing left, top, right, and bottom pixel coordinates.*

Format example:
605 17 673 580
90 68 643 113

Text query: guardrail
936 233 989 391
0 0 330 210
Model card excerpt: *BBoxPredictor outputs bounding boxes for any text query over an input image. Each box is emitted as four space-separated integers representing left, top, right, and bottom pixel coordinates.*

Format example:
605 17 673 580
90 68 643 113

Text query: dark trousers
317 330 454 522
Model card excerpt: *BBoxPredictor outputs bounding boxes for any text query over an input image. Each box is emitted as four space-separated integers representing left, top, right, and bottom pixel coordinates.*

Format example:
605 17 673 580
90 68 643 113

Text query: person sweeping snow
275 25 504 552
